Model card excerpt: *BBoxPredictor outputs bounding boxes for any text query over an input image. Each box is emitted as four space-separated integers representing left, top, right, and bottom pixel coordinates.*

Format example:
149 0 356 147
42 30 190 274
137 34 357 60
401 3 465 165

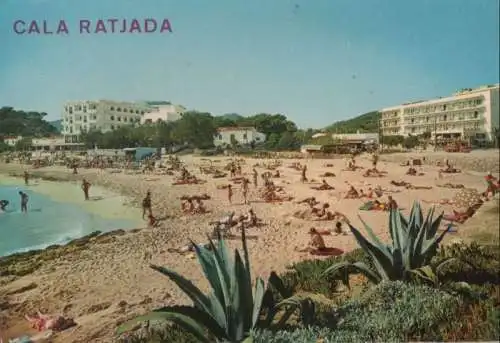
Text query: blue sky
0 0 498 128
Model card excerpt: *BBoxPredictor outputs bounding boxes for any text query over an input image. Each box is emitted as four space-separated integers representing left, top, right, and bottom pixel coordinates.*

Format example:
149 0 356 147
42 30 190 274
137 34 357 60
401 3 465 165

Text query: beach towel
310 247 344 256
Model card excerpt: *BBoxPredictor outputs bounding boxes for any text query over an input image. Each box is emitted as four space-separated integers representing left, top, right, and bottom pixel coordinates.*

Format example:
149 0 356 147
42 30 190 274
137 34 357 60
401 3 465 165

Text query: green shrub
253 281 463 342
118 324 199 343
279 249 372 298
434 242 500 286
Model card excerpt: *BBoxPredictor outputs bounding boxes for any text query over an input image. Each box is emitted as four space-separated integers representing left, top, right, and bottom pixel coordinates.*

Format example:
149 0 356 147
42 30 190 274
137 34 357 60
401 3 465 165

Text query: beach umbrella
453 188 483 210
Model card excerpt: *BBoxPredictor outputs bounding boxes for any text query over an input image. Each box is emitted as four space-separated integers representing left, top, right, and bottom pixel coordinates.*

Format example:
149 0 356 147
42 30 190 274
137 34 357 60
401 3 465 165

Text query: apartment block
61 100 151 142
380 84 500 142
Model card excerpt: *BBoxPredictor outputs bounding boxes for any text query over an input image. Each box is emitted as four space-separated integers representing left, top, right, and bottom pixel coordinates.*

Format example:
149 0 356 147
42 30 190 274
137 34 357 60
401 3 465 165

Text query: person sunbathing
437 183 465 189
363 168 385 177
193 199 208 214
406 167 417 176
391 180 410 187
344 185 360 199
444 206 477 224
148 213 160 227
333 221 348 235
181 199 195 213
440 161 461 173
295 228 327 252
313 203 336 221
387 195 398 210
0 199 8 212
273 170 281 178
423 198 454 205
25 311 76 332
365 188 374 198
296 196 318 206
406 184 433 190
311 179 335 191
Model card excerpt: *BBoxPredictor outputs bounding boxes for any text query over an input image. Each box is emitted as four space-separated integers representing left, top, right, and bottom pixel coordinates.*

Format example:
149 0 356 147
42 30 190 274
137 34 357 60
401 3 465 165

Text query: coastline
0 174 142 224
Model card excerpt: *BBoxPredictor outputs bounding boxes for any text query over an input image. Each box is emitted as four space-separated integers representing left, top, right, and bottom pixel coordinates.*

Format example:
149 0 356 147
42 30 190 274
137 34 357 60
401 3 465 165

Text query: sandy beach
0 152 498 343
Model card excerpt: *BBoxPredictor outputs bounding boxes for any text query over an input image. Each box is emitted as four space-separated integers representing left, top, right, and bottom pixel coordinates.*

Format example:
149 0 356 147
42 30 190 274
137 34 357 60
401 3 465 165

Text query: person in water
0 199 9 211
19 191 29 213
81 178 91 201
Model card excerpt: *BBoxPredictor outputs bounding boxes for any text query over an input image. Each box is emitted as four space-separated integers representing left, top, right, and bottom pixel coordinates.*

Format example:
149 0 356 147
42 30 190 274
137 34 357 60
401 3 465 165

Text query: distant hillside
325 111 380 133
220 113 244 121
49 120 62 132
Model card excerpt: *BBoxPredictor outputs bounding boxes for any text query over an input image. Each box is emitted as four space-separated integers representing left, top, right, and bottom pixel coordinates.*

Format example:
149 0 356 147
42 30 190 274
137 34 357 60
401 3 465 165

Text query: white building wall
380 84 500 141
140 104 185 124
213 128 266 146
61 100 151 142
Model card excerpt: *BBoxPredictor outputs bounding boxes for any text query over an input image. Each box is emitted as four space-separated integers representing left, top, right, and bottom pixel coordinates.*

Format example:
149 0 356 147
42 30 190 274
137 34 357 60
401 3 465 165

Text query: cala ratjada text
12 18 173 35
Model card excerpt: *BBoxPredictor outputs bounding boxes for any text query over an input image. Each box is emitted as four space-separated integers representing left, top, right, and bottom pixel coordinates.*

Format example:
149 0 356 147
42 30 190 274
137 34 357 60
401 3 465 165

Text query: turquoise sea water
0 185 136 257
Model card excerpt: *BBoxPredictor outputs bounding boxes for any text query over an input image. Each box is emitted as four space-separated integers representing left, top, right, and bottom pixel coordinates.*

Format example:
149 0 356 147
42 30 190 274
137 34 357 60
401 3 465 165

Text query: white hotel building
380 84 500 142
61 100 151 142
140 102 186 124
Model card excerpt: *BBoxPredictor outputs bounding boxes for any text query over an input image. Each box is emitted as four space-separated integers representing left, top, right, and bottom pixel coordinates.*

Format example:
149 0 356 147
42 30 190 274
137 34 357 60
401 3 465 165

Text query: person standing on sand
242 178 249 204
301 165 308 183
142 191 153 219
19 191 28 213
24 171 29 186
72 161 78 175
253 168 258 188
227 184 233 204
372 152 379 170
81 178 91 201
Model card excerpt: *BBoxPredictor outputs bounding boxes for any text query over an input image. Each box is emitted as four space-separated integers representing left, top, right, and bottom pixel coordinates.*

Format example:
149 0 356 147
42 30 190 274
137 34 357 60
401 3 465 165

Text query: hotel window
117 107 122 112
140 111 145 115
124 117 128 122
110 116 115 121
111 125 115 130
475 99 482 105
69 107 73 114
89 104 96 110
135 110 140 114
117 117 122 122
474 111 479 119
110 106 115 110
92 115 97 120
83 116 88 123
83 107 87 113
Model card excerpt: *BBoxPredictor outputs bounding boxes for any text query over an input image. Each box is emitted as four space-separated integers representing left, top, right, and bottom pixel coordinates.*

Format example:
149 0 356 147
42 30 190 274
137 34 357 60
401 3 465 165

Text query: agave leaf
242 337 254 343
410 265 438 286
269 271 292 298
408 201 423 235
241 224 252 284
389 209 404 252
434 257 461 275
358 215 392 257
421 222 452 258
275 303 298 327
323 261 382 286
392 248 405 280
426 210 444 239
251 277 266 328
349 225 393 280
210 240 232 317
411 218 428 268
206 292 227 332
149 264 212 313
232 250 249 339
116 305 217 343
191 242 226 311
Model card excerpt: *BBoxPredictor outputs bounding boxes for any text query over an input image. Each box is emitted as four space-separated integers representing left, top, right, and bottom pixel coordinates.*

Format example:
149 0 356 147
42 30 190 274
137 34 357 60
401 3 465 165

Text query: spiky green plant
323 201 454 285
117 229 311 343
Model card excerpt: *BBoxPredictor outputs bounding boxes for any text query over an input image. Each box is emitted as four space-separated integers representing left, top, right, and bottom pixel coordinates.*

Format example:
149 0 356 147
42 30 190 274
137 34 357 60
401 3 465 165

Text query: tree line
80 111 316 151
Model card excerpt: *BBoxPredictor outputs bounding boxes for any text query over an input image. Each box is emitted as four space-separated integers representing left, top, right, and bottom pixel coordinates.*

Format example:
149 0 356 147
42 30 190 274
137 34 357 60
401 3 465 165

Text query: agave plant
117 229 311 343
323 201 454 285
